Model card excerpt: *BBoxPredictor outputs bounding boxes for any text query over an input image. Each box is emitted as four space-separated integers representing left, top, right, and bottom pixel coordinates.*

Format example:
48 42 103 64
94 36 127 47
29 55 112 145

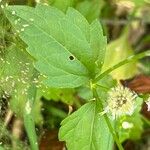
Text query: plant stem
96 84 109 91
94 50 150 83
92 50 150 150
92 88 124 150
23 69 39 150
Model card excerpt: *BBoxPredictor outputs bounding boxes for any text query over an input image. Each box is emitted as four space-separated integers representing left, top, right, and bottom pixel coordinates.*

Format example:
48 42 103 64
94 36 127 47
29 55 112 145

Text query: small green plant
0 2 150 150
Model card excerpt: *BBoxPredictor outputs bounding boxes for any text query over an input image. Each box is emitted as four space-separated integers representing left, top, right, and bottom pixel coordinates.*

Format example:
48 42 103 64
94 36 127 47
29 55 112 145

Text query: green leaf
66 7 90 41
59 102 113 150
132 0 147 7
102 32 137 80
118 113 143 142
0 45 42 123
90 20 107 68
38 86 76 104
0 45 33 117
5 5 106 88
77 75 116 101
0 146 4 150
23 69 39 150
76 0 105 23
117 97 143 142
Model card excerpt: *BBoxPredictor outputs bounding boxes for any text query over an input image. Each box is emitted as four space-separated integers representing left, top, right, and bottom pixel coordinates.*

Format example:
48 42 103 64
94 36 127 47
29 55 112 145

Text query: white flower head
105 85 137 119
146 97 150 111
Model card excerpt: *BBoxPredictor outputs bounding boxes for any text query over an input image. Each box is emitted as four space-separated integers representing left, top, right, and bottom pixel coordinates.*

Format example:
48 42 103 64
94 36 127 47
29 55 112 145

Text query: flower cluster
105 85 137 119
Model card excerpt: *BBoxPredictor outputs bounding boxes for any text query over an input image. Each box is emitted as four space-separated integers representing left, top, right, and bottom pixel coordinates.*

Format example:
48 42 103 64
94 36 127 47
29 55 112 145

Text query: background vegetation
0 0 150 150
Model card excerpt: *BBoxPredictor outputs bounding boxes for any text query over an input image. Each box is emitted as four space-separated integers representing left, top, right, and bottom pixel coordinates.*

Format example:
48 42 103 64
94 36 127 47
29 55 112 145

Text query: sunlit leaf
102 32 137 80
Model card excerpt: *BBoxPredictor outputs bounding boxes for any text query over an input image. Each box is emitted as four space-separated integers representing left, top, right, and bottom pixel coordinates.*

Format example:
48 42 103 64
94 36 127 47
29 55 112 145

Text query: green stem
23 69 39 150
96 84 109 91
92 87 124 150
94 50 150 83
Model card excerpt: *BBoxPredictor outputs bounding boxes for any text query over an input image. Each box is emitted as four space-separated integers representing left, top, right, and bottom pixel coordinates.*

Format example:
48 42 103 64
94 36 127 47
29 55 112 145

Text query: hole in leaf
69 55 74 61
